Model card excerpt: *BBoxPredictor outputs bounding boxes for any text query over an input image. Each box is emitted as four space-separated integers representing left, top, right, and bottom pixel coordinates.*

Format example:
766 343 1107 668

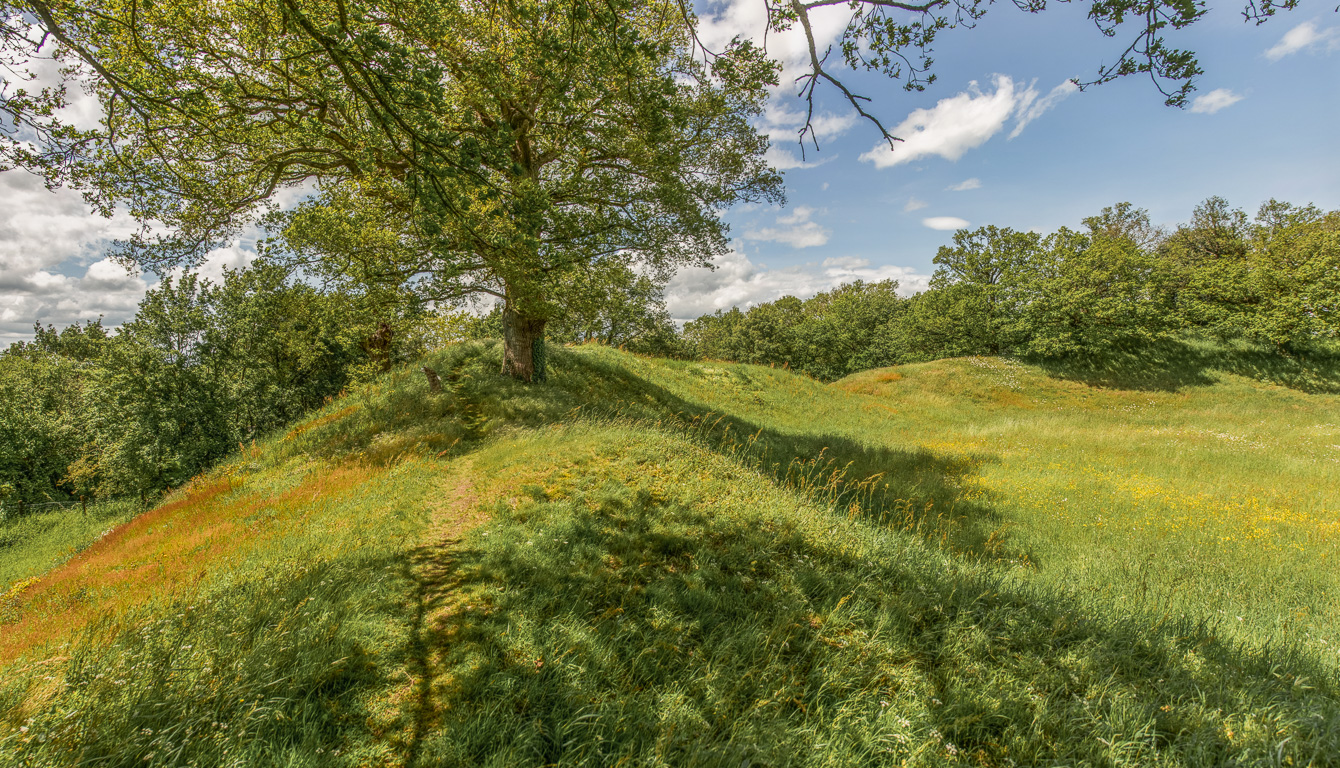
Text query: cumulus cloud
665 249 930 321
0 169 279 345
165 241 259 286
946 178 982 191
860 76 1075 169
0 171 147 344
922 216 969 231
83 258 144 291
1189 88 1244 114
1265 20 1340 60
743 206 831 248
0 154 317 344
903 197 929 212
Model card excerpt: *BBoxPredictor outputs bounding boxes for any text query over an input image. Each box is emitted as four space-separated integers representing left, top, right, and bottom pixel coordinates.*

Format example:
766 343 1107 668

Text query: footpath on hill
2 342 1338 767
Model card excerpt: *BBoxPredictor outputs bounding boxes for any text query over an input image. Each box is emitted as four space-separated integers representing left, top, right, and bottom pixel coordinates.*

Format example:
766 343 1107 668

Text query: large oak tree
1 0 1315 379
2 0 781 380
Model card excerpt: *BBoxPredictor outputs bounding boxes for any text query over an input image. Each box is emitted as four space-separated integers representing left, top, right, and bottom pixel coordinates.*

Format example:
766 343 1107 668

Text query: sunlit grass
2 339 1338 766
1 499 140 606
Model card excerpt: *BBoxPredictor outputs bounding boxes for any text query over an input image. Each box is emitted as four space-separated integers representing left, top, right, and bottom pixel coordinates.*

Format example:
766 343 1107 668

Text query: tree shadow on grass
545 348 1013 563
326 343 1014 563
1033 337 1340 394
397 483 1340 768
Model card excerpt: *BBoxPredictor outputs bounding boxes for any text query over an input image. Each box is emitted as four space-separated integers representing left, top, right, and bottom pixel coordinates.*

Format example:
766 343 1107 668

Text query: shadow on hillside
393 483 1340 767
1034 338 1340 394
545 348 1014 563
339 343 1014 563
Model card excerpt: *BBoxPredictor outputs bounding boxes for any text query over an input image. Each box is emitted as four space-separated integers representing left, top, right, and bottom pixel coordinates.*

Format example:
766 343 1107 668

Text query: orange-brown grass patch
0 463 380 665
860 400 899 416
835 370 904 395
989 389 1035 409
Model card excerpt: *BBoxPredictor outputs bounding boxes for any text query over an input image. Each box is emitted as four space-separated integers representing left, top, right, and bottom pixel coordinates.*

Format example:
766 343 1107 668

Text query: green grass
1 340 1338 766
1 500 140 598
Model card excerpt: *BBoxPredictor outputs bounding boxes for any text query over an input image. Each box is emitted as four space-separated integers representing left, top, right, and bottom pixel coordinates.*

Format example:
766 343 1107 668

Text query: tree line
2 0 1297 383
4 196 1335 504
0 264 443 506
679 198 1340 380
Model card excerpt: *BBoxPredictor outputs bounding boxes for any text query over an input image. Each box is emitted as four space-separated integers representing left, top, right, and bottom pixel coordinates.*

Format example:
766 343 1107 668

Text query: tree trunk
501 305 547 383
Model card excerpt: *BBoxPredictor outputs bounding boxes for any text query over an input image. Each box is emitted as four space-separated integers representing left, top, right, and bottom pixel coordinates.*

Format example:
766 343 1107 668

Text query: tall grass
2 340 1338 766
400 424 1340 766
1 499 140 605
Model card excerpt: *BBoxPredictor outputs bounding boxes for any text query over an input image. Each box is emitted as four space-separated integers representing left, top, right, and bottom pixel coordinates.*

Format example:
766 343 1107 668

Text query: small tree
929 225 1043 354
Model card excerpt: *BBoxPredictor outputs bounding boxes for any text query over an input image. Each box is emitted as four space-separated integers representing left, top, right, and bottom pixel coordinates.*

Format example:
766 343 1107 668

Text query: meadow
1 500 141 621
1 340 1337 766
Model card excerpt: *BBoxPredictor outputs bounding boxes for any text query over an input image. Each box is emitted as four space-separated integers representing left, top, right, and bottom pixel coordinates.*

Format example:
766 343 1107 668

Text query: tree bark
501 305 547 383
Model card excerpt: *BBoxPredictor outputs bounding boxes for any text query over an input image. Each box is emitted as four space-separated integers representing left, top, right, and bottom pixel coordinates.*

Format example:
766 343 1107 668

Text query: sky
2 2 1338 343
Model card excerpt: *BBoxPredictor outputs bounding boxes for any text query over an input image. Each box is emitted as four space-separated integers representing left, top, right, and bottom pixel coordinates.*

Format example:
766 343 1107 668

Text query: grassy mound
2 342 1337 766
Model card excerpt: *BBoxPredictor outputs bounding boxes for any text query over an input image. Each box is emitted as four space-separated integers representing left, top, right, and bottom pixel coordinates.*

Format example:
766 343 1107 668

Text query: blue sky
664 2 1340 318
1 2 1337 340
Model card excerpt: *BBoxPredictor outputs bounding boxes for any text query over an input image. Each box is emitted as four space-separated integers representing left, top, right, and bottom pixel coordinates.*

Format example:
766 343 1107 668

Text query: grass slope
1 341 1337 767
1 500 140 617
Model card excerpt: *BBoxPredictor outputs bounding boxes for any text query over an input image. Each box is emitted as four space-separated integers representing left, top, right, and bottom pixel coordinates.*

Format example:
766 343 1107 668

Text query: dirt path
379 459 489 767
422 459 485 552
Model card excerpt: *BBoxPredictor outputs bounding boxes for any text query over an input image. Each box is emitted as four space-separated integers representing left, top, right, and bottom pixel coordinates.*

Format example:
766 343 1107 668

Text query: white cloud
1265 20 1340 61
695 0 850 81
0 171 147 344
903 197 928 212
860 75 1074 169
1189 89 1244 115
922 216 969 231
743 206 831 248
861 76 1021 169
1009 80 1077 139
759 105 859 144
0 151 318 344
758 102 856 169
165 241 259 286
764 146 831 170
83 258 144 291
665 249 930 320
946 178 982 191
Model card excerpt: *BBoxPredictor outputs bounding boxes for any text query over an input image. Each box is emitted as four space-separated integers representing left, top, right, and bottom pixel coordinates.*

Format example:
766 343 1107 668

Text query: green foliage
0 265 389 501
1020 228 1173 357
682 198 1340 375
682 280 905 380
1158 196 1257 340
542 260 680 354
5 0 781 382
0 326 103 502
1243 201 1340 349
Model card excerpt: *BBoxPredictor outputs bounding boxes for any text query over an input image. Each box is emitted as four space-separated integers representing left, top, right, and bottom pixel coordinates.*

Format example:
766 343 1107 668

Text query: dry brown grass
0 464 380 664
